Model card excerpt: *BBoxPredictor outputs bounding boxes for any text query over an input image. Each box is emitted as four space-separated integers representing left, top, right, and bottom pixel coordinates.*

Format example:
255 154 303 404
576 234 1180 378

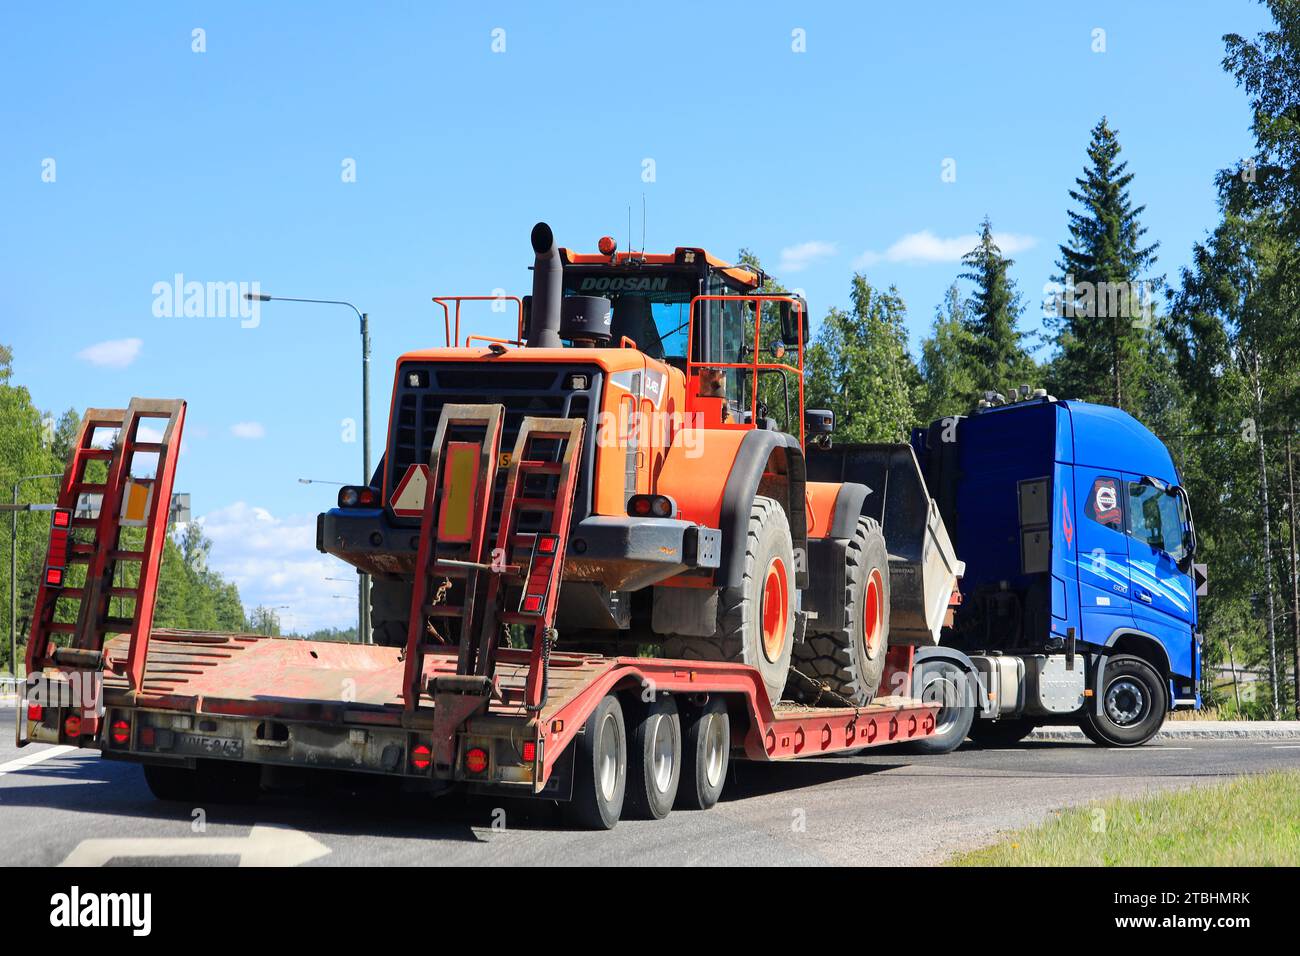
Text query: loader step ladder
401 404 505 709
25 399 186 707
478 416 585 712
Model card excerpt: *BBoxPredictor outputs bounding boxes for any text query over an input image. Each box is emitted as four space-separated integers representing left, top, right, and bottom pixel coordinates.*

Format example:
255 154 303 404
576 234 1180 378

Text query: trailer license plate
175 733 244 759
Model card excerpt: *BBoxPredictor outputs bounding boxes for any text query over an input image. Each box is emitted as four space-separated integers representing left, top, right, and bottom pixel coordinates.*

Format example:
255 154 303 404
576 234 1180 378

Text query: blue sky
0 1 1272 630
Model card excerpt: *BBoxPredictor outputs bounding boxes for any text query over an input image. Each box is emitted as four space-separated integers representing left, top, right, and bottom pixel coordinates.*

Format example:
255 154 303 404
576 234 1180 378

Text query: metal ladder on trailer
402 405 584 765
24 399 186 729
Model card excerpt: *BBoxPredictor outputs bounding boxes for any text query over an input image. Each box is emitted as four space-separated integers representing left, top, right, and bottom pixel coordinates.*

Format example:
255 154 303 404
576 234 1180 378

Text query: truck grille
386 362 600 533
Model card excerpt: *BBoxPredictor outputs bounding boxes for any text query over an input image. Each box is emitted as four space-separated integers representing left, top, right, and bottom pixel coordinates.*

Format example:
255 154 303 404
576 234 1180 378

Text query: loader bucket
808 443 962 646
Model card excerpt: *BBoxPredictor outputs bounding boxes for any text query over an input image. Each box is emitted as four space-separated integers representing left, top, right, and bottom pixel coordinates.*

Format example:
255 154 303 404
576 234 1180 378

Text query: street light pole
247 293 372 644
9 473 62 677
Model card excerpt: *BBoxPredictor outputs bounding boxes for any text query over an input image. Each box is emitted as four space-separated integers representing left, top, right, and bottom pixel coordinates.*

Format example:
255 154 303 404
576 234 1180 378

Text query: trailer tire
791 517 890 706
677 697 730 810
624 695 682 820
661 497 795 707
370 576 412 648
968 717 1037 747
1079 654 1167 747
899 658 974 754
142 763 197 802
564 694 627 830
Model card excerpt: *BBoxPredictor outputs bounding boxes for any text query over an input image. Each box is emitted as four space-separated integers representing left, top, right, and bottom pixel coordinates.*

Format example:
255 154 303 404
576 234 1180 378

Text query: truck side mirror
805 408 834 435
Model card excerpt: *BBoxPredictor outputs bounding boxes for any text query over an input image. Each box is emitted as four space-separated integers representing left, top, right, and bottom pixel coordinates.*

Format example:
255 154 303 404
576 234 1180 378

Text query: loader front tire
661 497 795 707
792 516 891 706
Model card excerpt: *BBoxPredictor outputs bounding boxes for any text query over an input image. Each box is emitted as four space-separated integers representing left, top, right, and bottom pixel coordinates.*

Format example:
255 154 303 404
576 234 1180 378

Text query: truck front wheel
1079 654 1167 747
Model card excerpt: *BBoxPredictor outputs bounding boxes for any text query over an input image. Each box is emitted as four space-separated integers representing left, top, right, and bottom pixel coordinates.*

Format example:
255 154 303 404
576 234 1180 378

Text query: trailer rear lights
520 741 536 764
63 714 82 738
338 486 378 508
26 703 43 722
110 719 130 745
628 494 677 518
410 744 432 770
140 726 156 747
464 747 489 774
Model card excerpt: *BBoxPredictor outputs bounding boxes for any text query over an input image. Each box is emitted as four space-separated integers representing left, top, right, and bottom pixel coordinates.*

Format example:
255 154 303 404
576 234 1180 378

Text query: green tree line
789 0 1300 717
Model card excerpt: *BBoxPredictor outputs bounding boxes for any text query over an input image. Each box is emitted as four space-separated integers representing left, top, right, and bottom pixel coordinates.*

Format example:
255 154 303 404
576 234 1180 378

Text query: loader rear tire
792 517 891 706
660 497 795 707
370 576 412 648
564 694 627 830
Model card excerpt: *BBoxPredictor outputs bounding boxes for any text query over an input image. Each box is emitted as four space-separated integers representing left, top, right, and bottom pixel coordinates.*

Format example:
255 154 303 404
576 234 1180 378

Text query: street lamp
250 293 372 644
9 473 62 676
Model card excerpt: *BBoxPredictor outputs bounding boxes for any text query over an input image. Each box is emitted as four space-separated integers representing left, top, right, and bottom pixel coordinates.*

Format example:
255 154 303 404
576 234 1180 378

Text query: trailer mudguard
718 429 808 590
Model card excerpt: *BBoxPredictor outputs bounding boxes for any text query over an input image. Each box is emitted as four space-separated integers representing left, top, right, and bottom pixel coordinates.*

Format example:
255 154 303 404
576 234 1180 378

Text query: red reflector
26 703 43 722
410 743 432 770
111 719 130 745
521 741 536 763
522 594 542 613
45 567 64 587
52 509 71 529
537 535 557 555
465 747 489 774
140 726 156 747
64 714 82 737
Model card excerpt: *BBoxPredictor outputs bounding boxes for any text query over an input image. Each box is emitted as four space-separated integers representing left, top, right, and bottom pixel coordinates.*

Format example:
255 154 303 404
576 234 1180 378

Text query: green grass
948 771 1300 866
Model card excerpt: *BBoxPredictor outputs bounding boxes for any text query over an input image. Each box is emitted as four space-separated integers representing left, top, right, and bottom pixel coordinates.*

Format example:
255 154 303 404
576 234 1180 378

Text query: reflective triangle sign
390 464 429 517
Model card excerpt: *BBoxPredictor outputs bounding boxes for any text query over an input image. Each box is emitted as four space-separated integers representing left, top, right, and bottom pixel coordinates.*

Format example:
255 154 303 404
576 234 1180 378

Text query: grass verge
948 770 1300 866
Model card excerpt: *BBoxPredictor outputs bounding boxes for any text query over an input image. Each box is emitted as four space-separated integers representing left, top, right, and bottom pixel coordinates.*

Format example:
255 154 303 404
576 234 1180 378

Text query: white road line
0 745 76 777
1271 744 1300 750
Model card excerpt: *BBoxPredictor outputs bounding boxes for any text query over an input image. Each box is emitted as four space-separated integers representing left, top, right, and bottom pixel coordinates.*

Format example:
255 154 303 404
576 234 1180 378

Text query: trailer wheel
661 497 795 706
142 763 197 802
899 658 975 754
1079 654 1167 747
792 517 890 706
624 695 682 820
968 716 1037 747
564 694 627 830
677 698 730 810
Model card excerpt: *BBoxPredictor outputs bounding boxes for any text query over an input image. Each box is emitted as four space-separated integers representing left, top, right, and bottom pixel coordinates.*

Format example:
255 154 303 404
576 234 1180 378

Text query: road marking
1270 744 1300 750
60 825 331 867
0 745 76 778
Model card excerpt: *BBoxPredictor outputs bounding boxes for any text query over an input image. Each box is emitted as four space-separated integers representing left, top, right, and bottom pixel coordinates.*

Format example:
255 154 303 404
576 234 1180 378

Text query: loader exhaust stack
527 221 564 348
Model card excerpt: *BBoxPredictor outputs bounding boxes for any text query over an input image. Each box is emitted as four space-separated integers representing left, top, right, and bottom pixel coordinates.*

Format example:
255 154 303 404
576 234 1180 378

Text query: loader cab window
562 270 697 360
1127 481 1191 562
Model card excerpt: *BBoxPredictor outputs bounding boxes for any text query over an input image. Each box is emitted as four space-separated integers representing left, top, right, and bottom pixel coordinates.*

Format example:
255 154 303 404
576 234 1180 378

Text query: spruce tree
1050 118 1159 411
960 218 1035 395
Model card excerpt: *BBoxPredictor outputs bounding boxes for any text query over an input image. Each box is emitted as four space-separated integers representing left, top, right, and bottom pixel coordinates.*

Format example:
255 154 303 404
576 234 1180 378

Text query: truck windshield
1127 481 1191 563
562 270 697 360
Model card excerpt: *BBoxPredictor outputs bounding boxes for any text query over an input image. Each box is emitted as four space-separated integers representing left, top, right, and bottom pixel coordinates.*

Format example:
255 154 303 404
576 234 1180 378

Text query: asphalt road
3 705 1298 866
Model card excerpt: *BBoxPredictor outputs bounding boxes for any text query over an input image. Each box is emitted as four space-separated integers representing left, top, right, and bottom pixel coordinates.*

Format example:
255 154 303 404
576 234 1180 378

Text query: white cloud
230 421 266 439
855 230 1037 268
779 240 837 274
197 502 356 634
75 337 142 369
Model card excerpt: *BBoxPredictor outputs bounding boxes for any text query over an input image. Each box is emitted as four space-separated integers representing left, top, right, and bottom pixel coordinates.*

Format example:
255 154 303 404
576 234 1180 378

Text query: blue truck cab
910 391 1200 748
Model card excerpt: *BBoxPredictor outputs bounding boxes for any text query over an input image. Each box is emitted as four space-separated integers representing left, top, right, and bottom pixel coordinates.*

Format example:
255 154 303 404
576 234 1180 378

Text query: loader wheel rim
761 557 789 662
863 568 884 656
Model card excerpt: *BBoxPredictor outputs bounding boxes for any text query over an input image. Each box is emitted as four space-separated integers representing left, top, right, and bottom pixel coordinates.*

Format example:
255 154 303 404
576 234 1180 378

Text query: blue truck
809 387 1200 749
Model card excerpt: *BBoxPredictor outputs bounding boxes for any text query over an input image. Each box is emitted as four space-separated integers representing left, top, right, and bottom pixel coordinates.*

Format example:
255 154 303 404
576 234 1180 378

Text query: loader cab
557 241 808 438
